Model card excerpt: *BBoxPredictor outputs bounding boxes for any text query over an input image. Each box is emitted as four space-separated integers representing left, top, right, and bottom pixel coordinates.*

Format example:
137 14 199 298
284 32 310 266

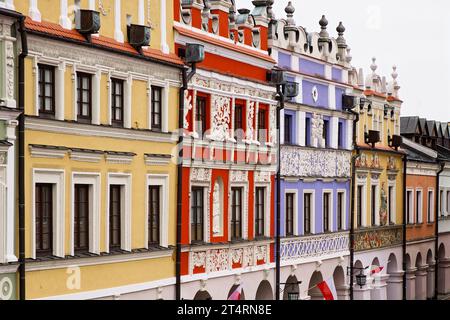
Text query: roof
0 140 13 147
400 116 419 135
402 144 436 163
24 17 184 67
419 118 427 135
426 120 437 138
437 145 450 161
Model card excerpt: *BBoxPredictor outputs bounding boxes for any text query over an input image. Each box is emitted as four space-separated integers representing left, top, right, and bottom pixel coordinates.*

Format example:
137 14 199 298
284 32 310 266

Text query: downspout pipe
176 62 197 301
347 109 359 301
275 84 285 301
435 161 445 299
402 154 407 300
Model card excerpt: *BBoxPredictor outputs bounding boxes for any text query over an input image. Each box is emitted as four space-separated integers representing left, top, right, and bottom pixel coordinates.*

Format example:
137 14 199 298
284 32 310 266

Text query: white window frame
416 188 423 224
284 189 298 237
72 64 101 125
447 190 450 216
32 169 65 259
228 183 249 241
148 79 169 133
428 188 434 223
406 188 414 224
106 173 132 252
107 71 129 126
370 182 380 226
322 190 333 233
254 183 271 238
336 189 347 231
356 174 368 227
146 174 169 248
190 183 210 243
440 189 445 217
303 189 315 235
388 182 396 225
71 172 101 255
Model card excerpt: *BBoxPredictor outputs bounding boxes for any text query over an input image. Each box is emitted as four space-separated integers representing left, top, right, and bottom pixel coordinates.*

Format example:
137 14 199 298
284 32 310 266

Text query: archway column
336 285 350 300
405 267 417 300
386 270 404 300
353 283 371 300
426 262 435 299
370 274 389 300
438 258 450 295
415 265 428 300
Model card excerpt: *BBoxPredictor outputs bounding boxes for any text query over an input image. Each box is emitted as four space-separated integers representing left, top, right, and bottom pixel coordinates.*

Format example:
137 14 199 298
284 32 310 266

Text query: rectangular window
323 193 330 232
371 185 377 226
196 96 207 137
388 186 394 224
111 78 124 127
191 187 204 243
304 193 311 234
416 190 422 223
234 104 244 141
357 186 363 228
109 185 122 250
447 191 450 213
38 64 55 117
428 190 434 223
338 122 343 148
255 187 265 237
286 193 294 236
284 114 293 144
148 185 161 246
407 190 413 224
231 188 243 240
337 192 344 231
305 117 311 146
35 183 53 256
323 119 329 147
151 86 162 131
74 184 89 253
440 190 444 216
77 72 92 123
258 109 267 144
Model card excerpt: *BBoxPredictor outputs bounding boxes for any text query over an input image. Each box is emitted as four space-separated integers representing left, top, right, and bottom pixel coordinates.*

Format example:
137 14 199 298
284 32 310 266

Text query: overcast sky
237 0 450 120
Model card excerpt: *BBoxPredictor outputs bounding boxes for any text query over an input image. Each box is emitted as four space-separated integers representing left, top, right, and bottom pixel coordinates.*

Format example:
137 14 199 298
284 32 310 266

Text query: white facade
438 163 450 296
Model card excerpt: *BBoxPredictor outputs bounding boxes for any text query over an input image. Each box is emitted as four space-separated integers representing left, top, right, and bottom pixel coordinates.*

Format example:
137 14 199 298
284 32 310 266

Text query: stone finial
370 57 378 74
381 76 387 94
358 68 365 88
391 65 400 97
392 65 398 81
336 21 345 35
267 0 275 19
336 22 347 47
319 15 329 45
346 47 352 63
285 1 295 25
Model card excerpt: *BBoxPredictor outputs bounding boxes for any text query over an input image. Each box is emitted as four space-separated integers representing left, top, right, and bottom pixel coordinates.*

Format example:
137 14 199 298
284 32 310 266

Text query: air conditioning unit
365 130 380 147
128 24 151 49
267 70 286 85
342 94 356 110
76 10 101 34
185 43 205 64
389 134 403 149
283 82 300 98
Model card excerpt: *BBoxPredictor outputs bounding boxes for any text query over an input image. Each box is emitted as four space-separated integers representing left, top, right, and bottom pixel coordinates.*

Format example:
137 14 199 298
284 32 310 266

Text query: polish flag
228 285 242 300
317 278 338 301
370 266 384 275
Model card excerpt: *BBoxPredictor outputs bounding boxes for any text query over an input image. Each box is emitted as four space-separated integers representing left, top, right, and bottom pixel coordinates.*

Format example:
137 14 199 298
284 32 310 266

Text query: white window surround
107 71 129 126
148 80 170 133
146 174 169 248
32 169 65 259
428 188 434 223
406 188 414 224
228 182 249 241
72 64 102 124
106 173 132 252
303 189 315 235
388 182 396 224
254 183 271 238
29 0 41 22
190 183 210 243
0 0 14 10
71 172 101 256
336 189 347 231
59 0 72 29
114 0 124 43
356 175 368 227
0 154 8 264
284 189 298 236
416 188 423 224
370 182 380 226
322 190 334 233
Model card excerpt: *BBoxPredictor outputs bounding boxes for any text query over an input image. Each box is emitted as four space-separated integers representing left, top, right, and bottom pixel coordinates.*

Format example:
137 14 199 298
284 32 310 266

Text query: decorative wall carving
280 232 349 262
207 249 229 272
184 90 193 130
0 152 6 165
208 95 231 142
212 180 222 235
354 226 403 251
281 146 351 178
379 182 388 226
230 170 248 183
311 113 324 148
192 251 206 268
5 42 15 101
246 101 255 142
255 171 271 183
191 168 212 182
255 245 267 262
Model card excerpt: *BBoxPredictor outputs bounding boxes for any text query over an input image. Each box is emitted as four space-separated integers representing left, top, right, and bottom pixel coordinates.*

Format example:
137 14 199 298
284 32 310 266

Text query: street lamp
268 69 299 300
347 266 369 289
280 281 302 301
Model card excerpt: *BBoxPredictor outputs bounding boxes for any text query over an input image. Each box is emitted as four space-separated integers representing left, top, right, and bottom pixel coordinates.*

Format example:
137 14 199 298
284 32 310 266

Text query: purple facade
279 52 291 69
332 67 343 82
299 58 325 77
302 80 328 107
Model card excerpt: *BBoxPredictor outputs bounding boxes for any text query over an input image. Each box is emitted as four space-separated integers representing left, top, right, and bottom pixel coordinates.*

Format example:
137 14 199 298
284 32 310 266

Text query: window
74 184 89 253
338 122 343 149
357 186 363 228
323 193 330 232
234 104 244 141
77 72 92 123
440 190 444 216
109 185 122 250
151 86 162 131
323 119 329 147
255 187 265 237
258 109 267 144
428 190 434 223
447 191 450 213
284 114 293 144
305 117 311 146
416 190 423 223
35 183 53 256
196 96 207 137
304 193 312 234
191 187 204 243
407 190 413 224
231 188 243 240
371 185 377 226
148 186 160 246
111 79 124 127
286 193 294 236
388 186 394 224
38 64 55 117
337 192 344 231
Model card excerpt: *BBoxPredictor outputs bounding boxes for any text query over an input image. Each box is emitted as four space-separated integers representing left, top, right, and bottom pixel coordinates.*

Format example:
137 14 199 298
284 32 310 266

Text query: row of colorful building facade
0 0 449 301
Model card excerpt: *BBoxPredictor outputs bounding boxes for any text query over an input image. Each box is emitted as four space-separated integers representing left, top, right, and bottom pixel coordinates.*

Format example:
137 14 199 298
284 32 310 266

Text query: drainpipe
275 84 285 301
348 109 359 301
434 161 445 299
176 61 198 301
402 154 407 300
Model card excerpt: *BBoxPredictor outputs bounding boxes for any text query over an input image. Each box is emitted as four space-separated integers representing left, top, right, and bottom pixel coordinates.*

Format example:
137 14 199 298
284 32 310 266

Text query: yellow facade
13 0 181 300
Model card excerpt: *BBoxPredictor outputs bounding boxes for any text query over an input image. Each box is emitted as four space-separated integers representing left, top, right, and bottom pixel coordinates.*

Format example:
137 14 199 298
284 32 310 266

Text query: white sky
237 0 450 120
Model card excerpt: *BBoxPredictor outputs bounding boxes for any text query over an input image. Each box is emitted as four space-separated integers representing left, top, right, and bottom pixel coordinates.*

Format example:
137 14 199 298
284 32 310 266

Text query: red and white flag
228 285 242 300
317 278 338 300
370 266 384 275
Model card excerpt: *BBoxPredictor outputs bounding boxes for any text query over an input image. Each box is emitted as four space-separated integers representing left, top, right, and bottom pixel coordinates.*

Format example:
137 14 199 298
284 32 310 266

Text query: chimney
208 0 233 37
